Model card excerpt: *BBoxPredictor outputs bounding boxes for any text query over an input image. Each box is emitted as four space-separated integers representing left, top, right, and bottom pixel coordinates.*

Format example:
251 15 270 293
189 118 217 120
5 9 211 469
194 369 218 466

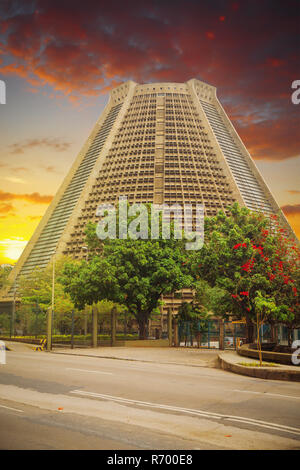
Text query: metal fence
224 321 247 349
0 305 140 348
1 304 299 349
178 320 246 349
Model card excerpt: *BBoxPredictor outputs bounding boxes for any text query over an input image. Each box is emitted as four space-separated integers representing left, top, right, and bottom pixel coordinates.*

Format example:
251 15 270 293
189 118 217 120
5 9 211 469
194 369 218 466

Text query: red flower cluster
233 243 247 249
231 224 299 307
292 287 298 296
252 244 264 258
241 259 255 272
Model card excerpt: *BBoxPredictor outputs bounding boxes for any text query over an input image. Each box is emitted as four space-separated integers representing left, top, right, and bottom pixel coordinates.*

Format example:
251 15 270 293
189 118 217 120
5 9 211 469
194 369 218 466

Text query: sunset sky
0 0 299 265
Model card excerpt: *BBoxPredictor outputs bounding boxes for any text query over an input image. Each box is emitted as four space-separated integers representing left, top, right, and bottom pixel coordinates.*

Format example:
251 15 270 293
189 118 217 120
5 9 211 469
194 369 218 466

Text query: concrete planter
237 343 296 366
218 353 300 382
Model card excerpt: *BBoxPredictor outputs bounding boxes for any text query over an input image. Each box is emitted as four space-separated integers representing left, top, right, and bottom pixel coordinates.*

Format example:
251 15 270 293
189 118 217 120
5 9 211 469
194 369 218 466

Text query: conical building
1 79 296 316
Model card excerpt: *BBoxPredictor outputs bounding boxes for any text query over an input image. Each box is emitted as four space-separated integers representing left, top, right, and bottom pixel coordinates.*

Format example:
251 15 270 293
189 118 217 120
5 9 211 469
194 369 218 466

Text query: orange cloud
0 191 53 204
28 215 42 221
284 213 300 240
8 138 71 154
281 205 300 239
281 204 300 216
0 202 15 214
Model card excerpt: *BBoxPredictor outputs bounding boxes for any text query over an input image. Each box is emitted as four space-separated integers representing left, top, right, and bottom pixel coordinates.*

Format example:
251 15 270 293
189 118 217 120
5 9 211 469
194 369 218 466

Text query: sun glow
0 238 28 263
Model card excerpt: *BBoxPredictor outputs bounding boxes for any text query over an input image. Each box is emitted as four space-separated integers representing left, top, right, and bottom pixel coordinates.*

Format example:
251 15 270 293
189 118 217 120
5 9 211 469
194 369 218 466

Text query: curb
49 350 218 369
218 354 300 382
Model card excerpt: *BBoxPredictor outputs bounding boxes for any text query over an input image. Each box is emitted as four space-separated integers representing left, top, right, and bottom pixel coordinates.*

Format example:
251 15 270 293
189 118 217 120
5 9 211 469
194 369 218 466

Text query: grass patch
238 361 278 368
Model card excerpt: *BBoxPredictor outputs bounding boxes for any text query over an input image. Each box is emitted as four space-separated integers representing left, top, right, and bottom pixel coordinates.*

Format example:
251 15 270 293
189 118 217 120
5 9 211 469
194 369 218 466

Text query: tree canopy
189 204 300 342
60 205 193 339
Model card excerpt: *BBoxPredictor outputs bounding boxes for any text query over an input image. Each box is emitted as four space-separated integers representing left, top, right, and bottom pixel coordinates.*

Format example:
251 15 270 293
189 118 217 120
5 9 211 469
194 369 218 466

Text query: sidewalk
50 346 220 368
218 350 300 382
6 341 300 381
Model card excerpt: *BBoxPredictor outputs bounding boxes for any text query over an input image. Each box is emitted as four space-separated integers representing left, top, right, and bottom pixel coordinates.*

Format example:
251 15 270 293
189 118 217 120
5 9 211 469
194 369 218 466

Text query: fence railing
178 320 246 349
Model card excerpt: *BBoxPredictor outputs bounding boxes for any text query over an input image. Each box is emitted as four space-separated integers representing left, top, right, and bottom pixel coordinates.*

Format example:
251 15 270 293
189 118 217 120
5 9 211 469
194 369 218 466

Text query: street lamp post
10 270 17 338
82 246 89 340
46 306 52 351
47 252 55 351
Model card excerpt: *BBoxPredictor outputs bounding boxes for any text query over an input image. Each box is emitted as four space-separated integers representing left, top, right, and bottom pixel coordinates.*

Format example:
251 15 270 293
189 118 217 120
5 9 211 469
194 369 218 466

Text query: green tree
60 204 192 339
18 256 78 334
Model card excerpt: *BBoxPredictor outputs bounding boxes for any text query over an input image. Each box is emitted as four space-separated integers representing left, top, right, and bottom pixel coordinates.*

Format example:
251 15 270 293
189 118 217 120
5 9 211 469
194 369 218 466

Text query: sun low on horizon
0 213 42 265
0 238 28 264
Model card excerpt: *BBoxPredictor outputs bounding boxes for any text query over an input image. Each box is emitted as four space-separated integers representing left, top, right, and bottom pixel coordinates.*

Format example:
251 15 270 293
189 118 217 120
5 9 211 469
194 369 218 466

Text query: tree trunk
138 318 147 340
245 316 254 344
270 323 278 344
256 314 262 367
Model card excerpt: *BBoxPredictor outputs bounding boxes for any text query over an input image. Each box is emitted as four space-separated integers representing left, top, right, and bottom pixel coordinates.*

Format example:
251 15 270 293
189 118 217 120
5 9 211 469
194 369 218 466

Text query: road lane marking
66 368 113 375
226 418 300 436
0 404 24 413
233 390 300 400
70 389 300 436
70 390 222 420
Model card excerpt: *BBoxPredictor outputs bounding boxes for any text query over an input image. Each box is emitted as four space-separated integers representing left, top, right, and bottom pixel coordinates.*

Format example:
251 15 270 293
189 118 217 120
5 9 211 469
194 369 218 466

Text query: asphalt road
0 343 299 450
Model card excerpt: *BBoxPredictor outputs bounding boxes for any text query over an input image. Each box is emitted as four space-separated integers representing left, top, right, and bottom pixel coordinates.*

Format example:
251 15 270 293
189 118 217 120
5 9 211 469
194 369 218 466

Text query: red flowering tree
190 203 300 345
263 215 300 346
